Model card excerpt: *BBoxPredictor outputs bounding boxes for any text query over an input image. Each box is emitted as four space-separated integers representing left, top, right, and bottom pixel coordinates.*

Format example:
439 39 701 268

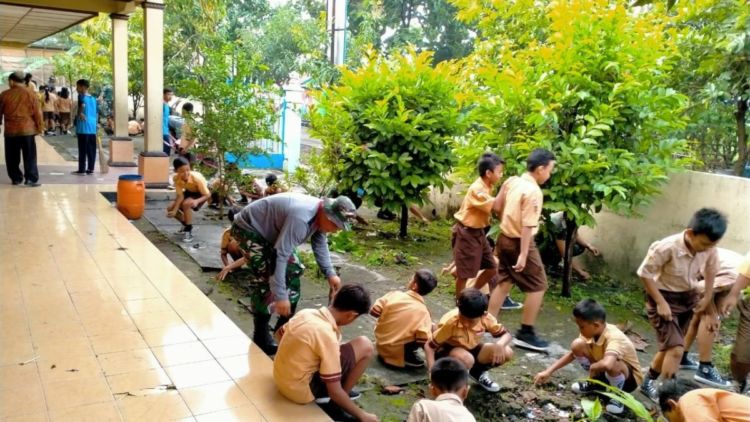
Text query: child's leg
180 199 194 225
476 342 514 367
696 316 718 363
447 347 476 371
570 338 593 370
488 280 513 316
603 360 631 392
683 312 700 354
661 346 684 378
341 336 373 392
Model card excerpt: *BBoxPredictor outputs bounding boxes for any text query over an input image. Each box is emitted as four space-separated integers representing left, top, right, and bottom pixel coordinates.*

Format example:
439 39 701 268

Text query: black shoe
315 390 361 404
470 371 501 393
501 296 524 310
571 380 598 394
513 329 549 352
11 180 22 186
24 181 41 187
680 354 699 370
404 351 425 368
640 376 659 403
85 170 94 175
376 209 397 220
694 364 733 389
71 171 86 175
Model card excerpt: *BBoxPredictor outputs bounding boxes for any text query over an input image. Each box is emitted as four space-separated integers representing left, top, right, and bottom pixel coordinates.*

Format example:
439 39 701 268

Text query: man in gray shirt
218 192 357 354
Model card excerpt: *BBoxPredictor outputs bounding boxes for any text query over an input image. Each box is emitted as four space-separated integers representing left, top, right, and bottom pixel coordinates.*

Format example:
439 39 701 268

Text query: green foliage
453 0 692 230
286 148 337 197
52 14 112 89
580 397 602 421
311 48 467 236
580 378 654 422
177 37 277 205
127 10 144 119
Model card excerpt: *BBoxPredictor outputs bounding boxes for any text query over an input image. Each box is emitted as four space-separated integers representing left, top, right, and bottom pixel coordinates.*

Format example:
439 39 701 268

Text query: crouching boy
407 357 476 422
273 284 378 422
425 288 513 393
534 299 643 415
371 269 438 368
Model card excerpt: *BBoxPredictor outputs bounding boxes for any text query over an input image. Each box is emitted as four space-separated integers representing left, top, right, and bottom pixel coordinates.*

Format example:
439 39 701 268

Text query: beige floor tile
98 349 161 376
116 390 192 421
107 367 173 395
81 313 137 337
235 376 330 422
0 335 35 366
1 411 50 422
32 335 93 359
0 377 46 418
202 337 252 359
90 331 149 355
151 342 214 368
217 347 270 380
111 283 162 301
62 277 110 294
42 376 112 413
123 297 173 315
38 352 103 383
140 324 197 348
130 310 185 331
49 401 121 422
163 360 230 389
194 405 265 422
179 380 253 416
0 361 40 391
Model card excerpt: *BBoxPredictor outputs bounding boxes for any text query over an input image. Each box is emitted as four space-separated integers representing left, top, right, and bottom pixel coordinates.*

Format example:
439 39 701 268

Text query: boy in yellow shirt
425 288 513 393
167 157 211 242
407 357 476 422
371 269 437 368
719 249 750 395
658 379 750 422
534 299 643 415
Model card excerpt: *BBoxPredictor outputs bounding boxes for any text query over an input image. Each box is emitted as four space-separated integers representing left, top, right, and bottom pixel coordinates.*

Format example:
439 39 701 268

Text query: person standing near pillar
73 79 98 175
0 71 43 187
162 88 174 155
489 148 557 352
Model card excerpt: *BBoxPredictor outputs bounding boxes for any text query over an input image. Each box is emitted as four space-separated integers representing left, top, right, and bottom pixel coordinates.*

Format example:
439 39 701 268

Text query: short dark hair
60 87 70 99
24 73 33 84
526 148 556 172
164 87 173 94
572 298 607 322
265 173 278 186
431 357 468 392
182 102 194 113
332 283 371 315
688 208 727 242
76 79 90 88
8 72 24 83
227 206 242 223
173 156 190 171
658 378 700 412
457 288 488 319
413 269 438 296
477 152 504 178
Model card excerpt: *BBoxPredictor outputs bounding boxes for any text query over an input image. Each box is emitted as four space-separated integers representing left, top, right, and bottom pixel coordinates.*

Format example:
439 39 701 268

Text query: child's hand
166 209 176 218
490 343 508 365
534 370 552 385
216 267 231 281
513 254 527 272
360 412 379 422
656 300 673 321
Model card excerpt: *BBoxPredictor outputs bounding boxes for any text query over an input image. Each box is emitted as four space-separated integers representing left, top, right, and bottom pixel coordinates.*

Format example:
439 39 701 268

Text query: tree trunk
734 96 748 177
399 203 408 238
561 213 577 298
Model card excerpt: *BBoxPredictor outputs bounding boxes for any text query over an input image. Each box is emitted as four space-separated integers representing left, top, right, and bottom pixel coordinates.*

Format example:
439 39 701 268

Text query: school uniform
430 309 507 361
636 231 719 351
452 177 497 280
371 290 432 367
676 388 750 422
407 393 477 422
579 323 643 392
734 251 750 365
273 307 356 404
496 173 547 292
172 170 210 210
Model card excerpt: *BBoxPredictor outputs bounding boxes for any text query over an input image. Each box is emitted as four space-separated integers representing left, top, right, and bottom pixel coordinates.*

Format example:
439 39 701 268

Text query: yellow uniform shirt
579 323 643 385
273 307 342 404
173 171 210 196
696 248 743 293
677 388 750 422
453 177 494 229
430 308 507 350
371 290 432 367
407 393 477 422
637 231 719 292
500 173 543 238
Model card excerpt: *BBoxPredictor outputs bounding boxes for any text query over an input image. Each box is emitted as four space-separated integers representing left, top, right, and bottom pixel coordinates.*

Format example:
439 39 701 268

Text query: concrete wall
579 171 750 276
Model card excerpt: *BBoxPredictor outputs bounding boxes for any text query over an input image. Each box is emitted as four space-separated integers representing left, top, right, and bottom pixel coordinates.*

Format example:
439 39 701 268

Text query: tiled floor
0 184 330 421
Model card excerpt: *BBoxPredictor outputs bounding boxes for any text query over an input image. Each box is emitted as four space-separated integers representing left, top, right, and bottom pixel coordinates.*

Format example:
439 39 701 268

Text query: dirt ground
127 198 740 422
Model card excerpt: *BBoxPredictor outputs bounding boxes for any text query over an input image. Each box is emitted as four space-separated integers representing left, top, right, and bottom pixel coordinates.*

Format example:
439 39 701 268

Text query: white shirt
407 393 476 422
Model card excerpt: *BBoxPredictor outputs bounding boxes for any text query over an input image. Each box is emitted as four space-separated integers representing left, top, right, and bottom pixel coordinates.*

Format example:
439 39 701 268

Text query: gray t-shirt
234 192 335 300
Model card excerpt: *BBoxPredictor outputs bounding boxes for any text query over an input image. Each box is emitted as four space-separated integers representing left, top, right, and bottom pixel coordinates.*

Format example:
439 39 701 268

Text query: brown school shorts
435 343 483 363
310 343 356 398
451 223 497 280
732 296 750 365
646 290 699 351
59 112 71 127
495 234 548 293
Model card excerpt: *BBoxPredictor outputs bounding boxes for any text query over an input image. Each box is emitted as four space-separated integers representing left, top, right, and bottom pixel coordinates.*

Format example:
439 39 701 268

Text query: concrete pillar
111 13 129 137
139 0 169 188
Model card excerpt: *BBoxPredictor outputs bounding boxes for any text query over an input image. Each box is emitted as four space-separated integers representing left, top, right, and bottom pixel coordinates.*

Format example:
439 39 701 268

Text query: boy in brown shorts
534 299 643 415
370 269 438 368
490 148 556 352
451 152 505 298
719 249 750 395
425 288 513 393
682 247 742 389
274 284 377 422
637 208 727 402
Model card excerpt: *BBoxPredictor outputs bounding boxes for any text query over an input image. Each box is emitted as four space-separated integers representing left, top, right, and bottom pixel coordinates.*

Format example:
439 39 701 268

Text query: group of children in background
166 146 750 421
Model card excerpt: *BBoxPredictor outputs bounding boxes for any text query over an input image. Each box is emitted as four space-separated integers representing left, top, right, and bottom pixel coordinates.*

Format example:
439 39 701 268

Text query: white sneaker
471 371 500 393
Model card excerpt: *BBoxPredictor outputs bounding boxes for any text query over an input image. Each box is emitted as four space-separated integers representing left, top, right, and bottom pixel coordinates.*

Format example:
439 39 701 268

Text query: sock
520 324 534 334
648 367 660 380
605 372 626 390
469 364 488 379
184 224 193 232
575 356 591 371
699 361 712 367
682 351 690 362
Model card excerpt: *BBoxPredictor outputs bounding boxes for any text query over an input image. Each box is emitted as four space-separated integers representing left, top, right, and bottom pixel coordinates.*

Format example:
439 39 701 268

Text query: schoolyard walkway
0 135 329 421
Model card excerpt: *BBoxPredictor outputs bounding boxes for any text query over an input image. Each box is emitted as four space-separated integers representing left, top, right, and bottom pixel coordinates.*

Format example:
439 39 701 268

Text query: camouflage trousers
230 224 304 316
